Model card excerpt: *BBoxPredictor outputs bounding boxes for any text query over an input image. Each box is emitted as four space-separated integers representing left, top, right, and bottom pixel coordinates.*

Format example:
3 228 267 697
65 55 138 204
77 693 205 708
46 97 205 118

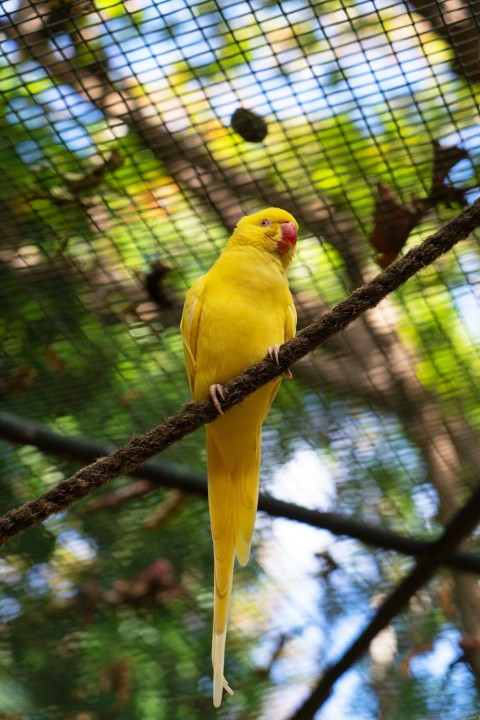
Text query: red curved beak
277 222 298 253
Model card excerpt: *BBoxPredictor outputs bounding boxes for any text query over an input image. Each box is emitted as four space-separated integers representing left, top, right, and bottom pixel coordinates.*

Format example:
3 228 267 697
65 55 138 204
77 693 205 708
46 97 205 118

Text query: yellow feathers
180 207 298 707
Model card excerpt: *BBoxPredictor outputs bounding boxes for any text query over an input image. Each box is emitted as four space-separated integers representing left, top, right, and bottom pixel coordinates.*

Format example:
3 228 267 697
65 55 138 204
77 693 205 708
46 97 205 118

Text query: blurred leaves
0 1 480 719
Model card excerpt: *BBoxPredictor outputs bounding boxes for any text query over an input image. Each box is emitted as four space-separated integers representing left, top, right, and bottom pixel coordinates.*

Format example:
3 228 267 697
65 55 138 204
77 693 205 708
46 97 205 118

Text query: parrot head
231 207 299 268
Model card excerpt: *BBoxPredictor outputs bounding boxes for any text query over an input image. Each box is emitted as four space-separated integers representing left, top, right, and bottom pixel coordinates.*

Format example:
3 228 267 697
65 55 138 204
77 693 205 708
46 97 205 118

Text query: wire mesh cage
1 0 480 718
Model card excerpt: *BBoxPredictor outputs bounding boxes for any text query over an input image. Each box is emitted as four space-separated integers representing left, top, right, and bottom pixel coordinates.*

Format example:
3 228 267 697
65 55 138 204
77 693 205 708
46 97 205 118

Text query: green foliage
1 0 480 718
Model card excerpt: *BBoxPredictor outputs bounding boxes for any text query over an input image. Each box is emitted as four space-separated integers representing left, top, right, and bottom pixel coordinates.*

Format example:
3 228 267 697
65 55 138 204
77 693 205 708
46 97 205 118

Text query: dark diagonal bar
290 480 480 719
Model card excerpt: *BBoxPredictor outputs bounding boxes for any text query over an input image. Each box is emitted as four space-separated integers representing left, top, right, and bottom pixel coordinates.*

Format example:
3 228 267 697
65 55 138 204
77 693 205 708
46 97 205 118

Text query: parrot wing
286 296 297 341
180 275 206 396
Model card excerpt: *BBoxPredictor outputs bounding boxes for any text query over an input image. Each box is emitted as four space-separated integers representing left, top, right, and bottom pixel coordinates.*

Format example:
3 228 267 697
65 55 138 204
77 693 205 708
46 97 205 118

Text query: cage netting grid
1 0 480 718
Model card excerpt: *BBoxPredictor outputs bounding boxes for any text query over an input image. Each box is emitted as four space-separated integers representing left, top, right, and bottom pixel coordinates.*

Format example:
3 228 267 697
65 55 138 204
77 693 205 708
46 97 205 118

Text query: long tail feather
207 430 236 706
206 426 263 705
233 430 261 566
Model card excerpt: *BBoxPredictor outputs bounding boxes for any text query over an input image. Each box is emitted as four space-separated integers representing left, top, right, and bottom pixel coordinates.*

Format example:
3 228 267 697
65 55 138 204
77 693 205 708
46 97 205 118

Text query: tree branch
410 0 480 85
1 411 480 573
0 411 478 571
0 199 479 546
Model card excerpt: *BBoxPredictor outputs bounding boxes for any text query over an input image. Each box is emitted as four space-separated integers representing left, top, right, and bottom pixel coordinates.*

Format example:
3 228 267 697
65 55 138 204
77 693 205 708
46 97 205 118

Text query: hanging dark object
369 142 474 268
230 108 268 142
370 182 420 269
144 260 175 309
431 140 468 191
430 140 470 208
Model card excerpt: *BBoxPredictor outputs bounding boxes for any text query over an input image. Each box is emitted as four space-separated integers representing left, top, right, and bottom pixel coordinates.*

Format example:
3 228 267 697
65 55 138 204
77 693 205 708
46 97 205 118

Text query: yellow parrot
180 207 298 707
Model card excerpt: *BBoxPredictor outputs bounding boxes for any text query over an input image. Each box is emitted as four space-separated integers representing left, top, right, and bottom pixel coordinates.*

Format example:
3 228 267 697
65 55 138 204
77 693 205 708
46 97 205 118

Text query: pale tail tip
212 625 234 706
213 675 234 707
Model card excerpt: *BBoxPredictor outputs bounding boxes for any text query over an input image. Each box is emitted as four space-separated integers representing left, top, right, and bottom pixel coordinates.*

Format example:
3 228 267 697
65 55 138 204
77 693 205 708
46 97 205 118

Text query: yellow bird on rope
180 207 298 707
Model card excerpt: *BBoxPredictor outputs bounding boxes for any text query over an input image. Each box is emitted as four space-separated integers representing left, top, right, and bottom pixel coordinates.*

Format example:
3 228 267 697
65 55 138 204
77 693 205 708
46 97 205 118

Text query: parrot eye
260 218 272 227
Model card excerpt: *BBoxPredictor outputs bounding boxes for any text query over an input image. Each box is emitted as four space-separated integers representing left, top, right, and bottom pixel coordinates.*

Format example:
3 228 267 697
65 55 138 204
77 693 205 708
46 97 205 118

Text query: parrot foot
268 343 281 365
209 384 225 415
268 344 293 379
